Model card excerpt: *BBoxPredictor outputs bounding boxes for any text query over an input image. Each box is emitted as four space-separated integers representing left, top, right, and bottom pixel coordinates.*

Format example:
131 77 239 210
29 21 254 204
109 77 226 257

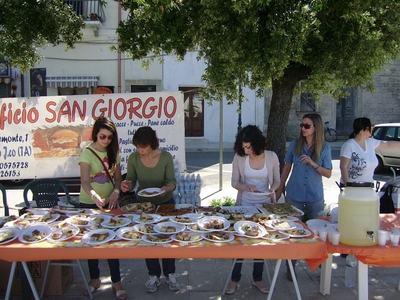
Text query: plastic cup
318 228 328 242
331 232 340 245
378 230 389 246
309 226 318 236
391 227 400 234
390 233 400 247
327 228 336 243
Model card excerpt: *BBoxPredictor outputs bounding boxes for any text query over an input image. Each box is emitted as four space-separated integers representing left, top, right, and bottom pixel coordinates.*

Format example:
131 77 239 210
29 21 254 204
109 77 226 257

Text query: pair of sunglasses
299 123 314 129
99 134 113 141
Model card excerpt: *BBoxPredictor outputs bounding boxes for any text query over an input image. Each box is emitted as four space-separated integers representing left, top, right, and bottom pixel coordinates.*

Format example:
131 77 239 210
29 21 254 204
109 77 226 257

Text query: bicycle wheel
324 128 337 142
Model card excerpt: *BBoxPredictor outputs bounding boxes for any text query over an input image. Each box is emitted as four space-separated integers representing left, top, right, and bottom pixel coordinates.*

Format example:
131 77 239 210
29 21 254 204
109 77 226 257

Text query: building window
131 85 156 93
300 92 316 112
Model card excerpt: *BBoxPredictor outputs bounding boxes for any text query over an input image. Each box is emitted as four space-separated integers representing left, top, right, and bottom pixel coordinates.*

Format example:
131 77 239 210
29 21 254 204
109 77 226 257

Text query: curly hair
233 125 266 156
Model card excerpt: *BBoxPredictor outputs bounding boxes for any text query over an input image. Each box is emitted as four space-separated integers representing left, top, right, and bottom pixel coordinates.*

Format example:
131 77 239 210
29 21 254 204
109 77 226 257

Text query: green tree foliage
0 0 84 72
116 0 400 164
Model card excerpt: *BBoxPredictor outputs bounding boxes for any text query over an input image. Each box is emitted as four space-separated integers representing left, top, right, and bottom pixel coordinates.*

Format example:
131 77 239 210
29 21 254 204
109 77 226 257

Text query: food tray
218 206 261 215
255 203 304 217
156 204 194 216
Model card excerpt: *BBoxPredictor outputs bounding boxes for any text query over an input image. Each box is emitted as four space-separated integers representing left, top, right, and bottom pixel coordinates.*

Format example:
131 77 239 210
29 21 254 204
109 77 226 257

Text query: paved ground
2 140 400 300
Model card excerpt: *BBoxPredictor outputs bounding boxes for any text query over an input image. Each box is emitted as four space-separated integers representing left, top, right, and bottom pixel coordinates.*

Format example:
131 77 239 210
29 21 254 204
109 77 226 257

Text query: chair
23 178 74 208
0 182 9 216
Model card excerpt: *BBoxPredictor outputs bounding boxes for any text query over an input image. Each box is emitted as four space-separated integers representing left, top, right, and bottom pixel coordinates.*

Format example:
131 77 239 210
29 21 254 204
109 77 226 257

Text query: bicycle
324 121 338 142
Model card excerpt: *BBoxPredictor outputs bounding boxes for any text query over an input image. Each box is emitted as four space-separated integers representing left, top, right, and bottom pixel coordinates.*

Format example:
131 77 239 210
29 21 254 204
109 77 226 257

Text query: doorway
179 87 204 137
336 88 355 136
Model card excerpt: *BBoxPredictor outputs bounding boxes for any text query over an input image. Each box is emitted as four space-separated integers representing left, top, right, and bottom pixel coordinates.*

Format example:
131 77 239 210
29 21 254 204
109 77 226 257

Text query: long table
320 214 400 299
0 210 328 299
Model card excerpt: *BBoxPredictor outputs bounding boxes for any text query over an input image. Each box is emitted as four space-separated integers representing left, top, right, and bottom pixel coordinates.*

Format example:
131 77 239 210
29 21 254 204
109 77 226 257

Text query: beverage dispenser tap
366 231 375 242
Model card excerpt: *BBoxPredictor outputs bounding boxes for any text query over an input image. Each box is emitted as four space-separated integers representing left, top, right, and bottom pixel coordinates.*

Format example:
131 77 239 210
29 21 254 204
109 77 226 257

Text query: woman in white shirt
340 117 400 185
226 125 280 295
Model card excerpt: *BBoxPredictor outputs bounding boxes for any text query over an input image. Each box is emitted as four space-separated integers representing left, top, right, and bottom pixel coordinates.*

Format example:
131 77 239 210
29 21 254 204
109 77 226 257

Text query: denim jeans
231 259 264 282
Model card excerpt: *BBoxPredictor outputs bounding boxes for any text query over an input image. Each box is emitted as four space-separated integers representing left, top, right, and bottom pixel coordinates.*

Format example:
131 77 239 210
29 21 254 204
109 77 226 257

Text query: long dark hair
349 117 371 139
132 126 159 150
295 113 324 161
233 125 266 156
92 117 119 167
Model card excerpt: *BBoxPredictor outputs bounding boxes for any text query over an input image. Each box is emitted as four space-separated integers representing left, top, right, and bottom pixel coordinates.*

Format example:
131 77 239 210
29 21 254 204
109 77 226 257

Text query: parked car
371 123 400 170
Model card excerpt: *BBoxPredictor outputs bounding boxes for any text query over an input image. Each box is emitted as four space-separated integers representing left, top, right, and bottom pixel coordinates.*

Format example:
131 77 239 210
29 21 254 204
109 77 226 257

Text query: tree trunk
266 63 311 172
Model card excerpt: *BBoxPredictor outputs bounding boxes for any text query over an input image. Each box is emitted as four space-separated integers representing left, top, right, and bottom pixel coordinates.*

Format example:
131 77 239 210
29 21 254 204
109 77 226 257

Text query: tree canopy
117 0 400 165
0 0 84 72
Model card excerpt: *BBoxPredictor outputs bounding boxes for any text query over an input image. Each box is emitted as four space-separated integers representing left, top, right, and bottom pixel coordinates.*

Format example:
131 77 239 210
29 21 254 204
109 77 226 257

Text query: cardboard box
0 260 73 296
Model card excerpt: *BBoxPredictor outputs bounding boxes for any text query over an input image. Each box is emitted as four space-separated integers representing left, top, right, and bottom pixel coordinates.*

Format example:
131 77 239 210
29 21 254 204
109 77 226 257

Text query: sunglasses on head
299 123 314 129
99 134 113 141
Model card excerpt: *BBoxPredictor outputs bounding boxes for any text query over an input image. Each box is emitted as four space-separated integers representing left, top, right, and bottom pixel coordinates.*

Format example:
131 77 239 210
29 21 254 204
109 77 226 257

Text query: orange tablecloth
326 214 400 267
0 210 328 271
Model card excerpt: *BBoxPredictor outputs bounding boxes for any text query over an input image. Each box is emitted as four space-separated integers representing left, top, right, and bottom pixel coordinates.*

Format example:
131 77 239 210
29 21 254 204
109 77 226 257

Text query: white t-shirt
241 156 270 206
340 138 381 184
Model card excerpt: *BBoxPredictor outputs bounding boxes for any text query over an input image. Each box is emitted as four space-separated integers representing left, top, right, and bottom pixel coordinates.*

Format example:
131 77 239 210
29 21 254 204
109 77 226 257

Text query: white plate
133 223 157 234
48 225 79 242
142 234 172 244
169 215 198 225
25 208 51 213
153 221 185 234
283 228 312 238
137 188 163 197
90 214 111 225
19 212 43 220
197 216 230 231
52 206 85 214
201 212 226 218
172 231 203 242
18 224 52 244
39 213 60 223
116 227 143 241
261 231 290 241
186 223 209 233
132 214 162 224
306 219 334 228
117 214 138 221
181 213 203 219
201 232 234 243
82 229 116 245
270 215 299 221
120 203 156 213
233 221 268 238
0 227 20 245
65 216 95 227
249 191 273 196
101 217 131 229
264 220 300 231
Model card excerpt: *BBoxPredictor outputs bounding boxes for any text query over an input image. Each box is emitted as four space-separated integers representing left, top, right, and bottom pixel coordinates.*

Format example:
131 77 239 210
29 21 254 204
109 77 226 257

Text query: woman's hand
121 180 132 193
300 155 319 169
246 184 258 192
92 194 105 211
108 190 120 209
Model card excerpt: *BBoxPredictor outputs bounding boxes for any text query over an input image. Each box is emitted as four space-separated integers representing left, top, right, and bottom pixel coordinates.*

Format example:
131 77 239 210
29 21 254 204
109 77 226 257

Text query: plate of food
202 232 234 243
18 224 52 244
0 215 18 228
264 220 301 231
186 223 209 233
132 213 162 224
197 216 230 231
153 221 185 234
137 188 163 198
271 215 299 221
257 203 304 217
65 216 95 227
234 221 268 238
116 227 143 241
52 206 85 215
82 229 116 245
261 230 290 241
169 215 198 225
101 217 131 229
37 212 60 223
0 227 20 245
283 228 312 238
120 202 155 213
172 231 202 242
48 225 80 242
90 214 111 225
142 234 172 244
133 223 157 234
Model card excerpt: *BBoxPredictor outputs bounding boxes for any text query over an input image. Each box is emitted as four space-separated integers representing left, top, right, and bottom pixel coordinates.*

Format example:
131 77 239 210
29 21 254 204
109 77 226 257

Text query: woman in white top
226 125 280 295
340 117 400 185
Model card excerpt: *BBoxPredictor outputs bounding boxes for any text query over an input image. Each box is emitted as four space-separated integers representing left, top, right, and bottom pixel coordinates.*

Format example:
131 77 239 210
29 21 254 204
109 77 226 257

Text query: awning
46 75 99 88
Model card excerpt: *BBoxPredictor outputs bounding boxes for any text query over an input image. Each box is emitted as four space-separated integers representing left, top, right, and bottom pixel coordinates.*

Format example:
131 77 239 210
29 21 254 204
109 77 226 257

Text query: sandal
84 279 101 296
252 281 269 294
225 281 238 295
112 282 127 300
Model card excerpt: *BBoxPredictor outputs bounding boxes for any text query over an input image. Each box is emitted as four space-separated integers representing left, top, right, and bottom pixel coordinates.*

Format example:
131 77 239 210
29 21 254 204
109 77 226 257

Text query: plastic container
344 254 357 287
338 182 379 246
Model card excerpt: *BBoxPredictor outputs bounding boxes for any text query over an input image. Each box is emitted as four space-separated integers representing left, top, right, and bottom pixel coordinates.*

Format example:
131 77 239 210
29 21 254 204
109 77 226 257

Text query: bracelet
112 190 120 196
315 165 320 170
91 193 98 200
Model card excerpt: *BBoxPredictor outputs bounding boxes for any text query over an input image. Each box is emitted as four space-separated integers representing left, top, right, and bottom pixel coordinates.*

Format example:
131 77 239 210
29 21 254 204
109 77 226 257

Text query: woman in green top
121 126 179 293
79 117 126 299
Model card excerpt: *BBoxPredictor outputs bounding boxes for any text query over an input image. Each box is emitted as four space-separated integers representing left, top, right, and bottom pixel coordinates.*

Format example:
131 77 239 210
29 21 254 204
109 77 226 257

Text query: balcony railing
65 0 106 23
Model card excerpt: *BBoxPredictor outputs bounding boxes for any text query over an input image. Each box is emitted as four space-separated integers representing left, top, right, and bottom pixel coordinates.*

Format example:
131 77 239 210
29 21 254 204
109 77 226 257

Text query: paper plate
133 223 157 234
101 217 131 229
137 188 163 197
82 229 116 245
116 227 143 241
264 220 300 231
197 216 230 231
261 230 290 241
18 224 52 244
153 221 185 234
0 227 20 245
142 234 172 244
234 221 268 238
65 216 95 228
283 228 312 238
201 232 234 243
48 225 79 242
172 231 203 243
169 215 198 225
131 214 162 224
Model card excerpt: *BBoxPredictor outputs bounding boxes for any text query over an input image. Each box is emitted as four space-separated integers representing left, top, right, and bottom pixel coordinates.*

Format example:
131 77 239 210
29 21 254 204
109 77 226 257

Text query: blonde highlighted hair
295 113 325 161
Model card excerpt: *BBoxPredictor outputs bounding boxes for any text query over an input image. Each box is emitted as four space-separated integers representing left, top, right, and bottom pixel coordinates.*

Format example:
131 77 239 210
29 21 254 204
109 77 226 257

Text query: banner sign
0 91 185 180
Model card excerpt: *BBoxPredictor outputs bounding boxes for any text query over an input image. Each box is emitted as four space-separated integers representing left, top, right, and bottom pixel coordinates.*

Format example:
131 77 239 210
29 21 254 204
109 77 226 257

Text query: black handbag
380 184 395 213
